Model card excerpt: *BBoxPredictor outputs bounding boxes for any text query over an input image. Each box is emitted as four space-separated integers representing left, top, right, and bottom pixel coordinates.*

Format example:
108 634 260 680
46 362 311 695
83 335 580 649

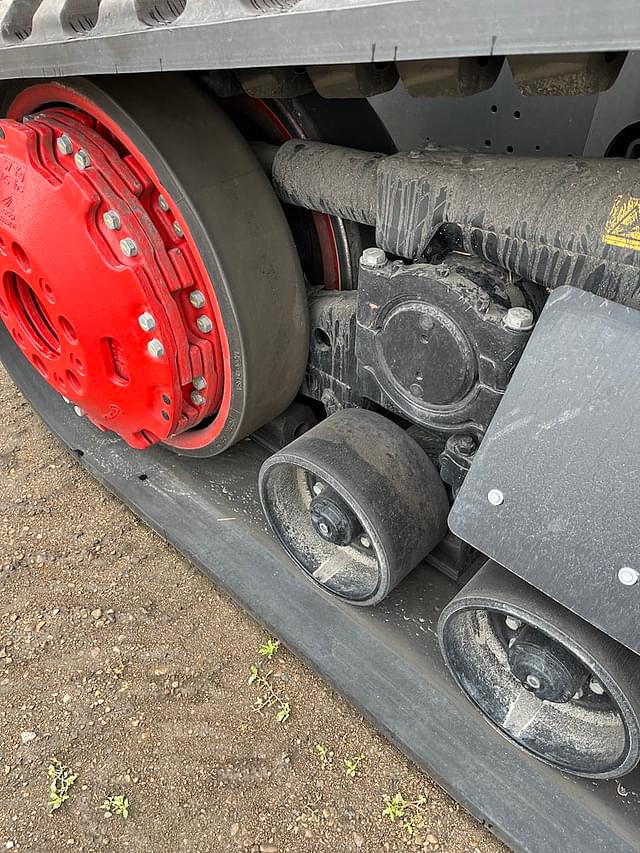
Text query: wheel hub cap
0 108 224 448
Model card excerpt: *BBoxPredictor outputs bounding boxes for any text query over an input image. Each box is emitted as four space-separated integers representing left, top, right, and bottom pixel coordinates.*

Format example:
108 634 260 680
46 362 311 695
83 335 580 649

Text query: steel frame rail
0 0 639 81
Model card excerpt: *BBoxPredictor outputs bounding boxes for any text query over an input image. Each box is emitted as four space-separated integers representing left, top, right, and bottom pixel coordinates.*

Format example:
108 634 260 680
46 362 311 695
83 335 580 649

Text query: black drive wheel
259 409 449 606
439 561 640 779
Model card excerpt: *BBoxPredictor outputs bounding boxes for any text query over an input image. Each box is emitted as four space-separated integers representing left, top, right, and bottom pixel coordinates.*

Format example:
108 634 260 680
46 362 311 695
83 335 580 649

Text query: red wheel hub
0 103 225 448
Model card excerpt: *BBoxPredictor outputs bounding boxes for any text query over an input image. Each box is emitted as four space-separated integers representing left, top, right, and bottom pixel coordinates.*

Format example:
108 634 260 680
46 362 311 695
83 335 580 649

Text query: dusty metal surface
450 286 640 657
0 1 638 81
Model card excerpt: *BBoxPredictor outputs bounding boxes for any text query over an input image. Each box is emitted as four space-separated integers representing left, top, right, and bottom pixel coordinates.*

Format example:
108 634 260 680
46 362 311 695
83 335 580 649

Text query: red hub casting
0 104 224 448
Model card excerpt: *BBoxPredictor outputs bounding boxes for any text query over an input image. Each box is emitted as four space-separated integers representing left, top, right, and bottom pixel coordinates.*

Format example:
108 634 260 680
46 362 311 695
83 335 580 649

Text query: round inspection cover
259 409 449 606
2 75 307 455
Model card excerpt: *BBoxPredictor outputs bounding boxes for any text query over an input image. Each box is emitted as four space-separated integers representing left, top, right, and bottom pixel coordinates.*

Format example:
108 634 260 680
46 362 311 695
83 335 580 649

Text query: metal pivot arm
269 139 640 309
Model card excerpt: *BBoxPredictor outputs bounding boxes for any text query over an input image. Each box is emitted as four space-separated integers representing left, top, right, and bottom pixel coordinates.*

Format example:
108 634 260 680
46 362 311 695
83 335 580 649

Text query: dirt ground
0 364 507 853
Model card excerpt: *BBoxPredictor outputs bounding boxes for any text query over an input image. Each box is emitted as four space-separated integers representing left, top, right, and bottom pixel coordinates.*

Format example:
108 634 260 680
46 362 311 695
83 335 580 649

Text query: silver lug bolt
360 535 372 549
504 307 535 332
190 391 205 406
192 375 207 391
158 195 169 212
196 315 213 334
618 566 639 586
103 210 121 231
57 134 73 155
360 247 387 269
318 522 329 536
487 488 504 506
189 290 205 309
147 339 164 359
138 312 156 332
589 679 605 696
312 481 325 496
74 149 91 170
62 396 70 404
120 237 138 258
173 221 184 238
526 674 541 690
505 616 521 631
73 405 84 417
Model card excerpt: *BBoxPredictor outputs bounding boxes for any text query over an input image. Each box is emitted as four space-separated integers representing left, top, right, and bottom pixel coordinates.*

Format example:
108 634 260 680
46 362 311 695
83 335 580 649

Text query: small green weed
382 791 428 835
258 638 280 661
47 758 77 814
101 794 130 819
344 755 365 778
248 663 290 723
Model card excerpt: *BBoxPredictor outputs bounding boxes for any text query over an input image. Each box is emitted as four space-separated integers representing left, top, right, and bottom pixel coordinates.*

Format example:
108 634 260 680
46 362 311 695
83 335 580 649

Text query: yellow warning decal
603 195 640 251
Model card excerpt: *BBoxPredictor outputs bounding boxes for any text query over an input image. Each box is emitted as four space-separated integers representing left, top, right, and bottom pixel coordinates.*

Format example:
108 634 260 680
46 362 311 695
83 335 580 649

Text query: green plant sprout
47 758 78 814
101 794 130 819
248 663 290 722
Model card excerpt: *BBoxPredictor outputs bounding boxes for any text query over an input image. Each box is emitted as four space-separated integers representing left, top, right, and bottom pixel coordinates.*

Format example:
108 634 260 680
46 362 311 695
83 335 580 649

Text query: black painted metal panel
450 286 640 656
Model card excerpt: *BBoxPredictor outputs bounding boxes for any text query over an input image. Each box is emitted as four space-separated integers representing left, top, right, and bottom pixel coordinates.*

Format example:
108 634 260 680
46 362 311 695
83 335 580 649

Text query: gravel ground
0 364 507 853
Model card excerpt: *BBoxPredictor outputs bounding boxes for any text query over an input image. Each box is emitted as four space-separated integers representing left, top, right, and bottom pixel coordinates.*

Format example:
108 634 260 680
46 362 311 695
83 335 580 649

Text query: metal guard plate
449 285 640 656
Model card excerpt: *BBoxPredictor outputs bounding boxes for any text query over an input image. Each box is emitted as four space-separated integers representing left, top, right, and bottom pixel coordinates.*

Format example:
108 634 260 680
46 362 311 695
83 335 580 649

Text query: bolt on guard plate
0 107 224 448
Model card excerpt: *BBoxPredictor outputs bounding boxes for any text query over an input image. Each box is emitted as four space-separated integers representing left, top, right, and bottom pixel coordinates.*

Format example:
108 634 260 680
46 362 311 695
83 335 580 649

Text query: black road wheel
439 561 640 779
259 409 449 606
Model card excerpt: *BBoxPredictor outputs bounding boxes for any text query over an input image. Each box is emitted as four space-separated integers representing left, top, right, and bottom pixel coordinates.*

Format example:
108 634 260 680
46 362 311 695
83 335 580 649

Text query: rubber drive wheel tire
4 74 308 457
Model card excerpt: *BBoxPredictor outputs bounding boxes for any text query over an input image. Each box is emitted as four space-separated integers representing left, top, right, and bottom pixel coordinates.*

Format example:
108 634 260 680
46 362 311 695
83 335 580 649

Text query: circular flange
259 409 449 606
3 75 308 455
439 561 640 779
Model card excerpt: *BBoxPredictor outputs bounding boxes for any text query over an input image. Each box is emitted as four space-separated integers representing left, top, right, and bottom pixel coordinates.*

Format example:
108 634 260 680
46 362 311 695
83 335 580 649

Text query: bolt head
57 134 73 155
189 290 206 309
487 488 504 506
73 406 84 417
526 674 541 690
192 375 207 391
318 522 330 536
190 391 205 406
120 237 138 258
504 306 535 332
312 481 325 496
158 194 169 212
147 338 164 359
618 566 639 586
74 149 91 170
138 312 156 332
103 210 121 231
505 616 521 631
173 220 184 238
360 535 372 549
360 247 388 269
196 315 213 334
589 679 605 696
451 433 476 455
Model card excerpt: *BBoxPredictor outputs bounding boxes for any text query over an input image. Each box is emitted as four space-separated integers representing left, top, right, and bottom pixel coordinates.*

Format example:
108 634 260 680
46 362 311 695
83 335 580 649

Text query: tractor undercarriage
0 4 639 850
